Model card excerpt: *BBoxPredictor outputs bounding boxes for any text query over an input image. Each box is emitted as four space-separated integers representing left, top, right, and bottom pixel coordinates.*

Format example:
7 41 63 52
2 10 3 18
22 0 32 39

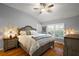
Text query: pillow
26 31 31 35
20 31 26 35
30 30 39 35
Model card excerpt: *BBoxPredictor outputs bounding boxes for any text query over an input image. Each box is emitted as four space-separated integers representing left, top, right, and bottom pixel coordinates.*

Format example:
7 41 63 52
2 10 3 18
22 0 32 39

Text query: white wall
0 4 42 31
42 15 79 33
0 4 42 49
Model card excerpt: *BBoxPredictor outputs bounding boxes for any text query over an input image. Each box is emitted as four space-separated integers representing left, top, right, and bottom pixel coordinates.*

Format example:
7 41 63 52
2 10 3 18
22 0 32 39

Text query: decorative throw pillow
30 30 39 35
20 31 26 35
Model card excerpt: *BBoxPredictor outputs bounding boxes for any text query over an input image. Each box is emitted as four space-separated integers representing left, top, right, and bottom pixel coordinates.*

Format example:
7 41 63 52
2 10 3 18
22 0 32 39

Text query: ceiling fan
33 3 54 14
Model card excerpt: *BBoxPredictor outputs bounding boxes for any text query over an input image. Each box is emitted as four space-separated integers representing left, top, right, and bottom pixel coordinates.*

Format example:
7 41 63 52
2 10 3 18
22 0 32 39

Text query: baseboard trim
55 41 64 45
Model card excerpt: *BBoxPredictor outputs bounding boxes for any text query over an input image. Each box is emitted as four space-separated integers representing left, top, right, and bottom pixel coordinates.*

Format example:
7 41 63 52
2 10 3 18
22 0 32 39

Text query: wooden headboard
19 25 36 35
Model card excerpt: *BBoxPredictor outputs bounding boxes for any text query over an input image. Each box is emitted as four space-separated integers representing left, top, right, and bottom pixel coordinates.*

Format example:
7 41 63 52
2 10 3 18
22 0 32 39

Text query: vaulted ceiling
4 3 79 23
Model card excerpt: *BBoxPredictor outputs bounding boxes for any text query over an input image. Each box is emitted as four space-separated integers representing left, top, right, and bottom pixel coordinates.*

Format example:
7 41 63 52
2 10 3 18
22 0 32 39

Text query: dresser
3 37 18 51
64 34 79 56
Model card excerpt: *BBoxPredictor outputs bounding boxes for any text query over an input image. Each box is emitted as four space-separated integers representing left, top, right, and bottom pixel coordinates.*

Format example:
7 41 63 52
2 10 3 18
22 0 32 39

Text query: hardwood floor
0 42 64 56
43 42 64 56
0 48 28 56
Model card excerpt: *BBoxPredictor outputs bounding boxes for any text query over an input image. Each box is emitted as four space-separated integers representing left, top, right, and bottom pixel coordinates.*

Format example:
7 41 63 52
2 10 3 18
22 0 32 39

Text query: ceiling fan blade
48 4 54 8
39 11 42 14
34 8 39 10
40 3 46 7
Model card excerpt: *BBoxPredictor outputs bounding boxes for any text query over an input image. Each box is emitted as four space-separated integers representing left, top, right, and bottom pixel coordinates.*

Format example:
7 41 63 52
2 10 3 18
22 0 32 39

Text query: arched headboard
19 25 36 35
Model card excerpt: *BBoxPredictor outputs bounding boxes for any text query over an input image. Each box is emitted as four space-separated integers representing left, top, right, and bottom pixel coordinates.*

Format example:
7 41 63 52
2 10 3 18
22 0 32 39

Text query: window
47 23 64 39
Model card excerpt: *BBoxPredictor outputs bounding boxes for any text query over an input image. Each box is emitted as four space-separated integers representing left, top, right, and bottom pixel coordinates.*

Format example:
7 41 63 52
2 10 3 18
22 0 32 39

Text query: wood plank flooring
0 42 64 56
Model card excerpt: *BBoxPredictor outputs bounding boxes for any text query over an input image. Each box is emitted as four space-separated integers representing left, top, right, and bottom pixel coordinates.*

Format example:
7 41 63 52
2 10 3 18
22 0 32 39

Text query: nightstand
3 37 18 51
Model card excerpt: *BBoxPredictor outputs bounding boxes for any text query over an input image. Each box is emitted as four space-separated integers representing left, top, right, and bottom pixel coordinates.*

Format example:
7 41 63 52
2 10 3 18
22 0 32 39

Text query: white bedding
18 34 55 55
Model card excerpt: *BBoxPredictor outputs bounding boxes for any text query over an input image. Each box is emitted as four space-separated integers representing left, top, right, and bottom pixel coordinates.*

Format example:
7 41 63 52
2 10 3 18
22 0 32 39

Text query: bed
18 26 55 56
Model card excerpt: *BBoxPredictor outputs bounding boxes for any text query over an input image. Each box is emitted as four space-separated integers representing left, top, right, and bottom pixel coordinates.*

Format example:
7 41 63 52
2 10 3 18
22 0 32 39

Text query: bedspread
18 34 55 55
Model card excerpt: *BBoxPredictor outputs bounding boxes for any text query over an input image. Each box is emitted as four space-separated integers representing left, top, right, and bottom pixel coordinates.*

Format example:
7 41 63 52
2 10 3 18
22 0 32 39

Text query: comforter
18 34 55 55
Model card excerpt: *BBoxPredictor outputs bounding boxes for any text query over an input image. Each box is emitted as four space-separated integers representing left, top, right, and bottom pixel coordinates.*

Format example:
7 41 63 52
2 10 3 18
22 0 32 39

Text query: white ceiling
4 3 79 23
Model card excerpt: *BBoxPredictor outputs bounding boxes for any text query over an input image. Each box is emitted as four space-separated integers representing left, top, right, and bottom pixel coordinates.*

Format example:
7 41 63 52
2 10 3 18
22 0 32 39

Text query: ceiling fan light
34 3 54 14
41 8 46 12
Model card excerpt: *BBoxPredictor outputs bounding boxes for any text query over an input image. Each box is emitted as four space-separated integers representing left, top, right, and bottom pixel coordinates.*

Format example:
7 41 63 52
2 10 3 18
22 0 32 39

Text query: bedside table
3 37 18 51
